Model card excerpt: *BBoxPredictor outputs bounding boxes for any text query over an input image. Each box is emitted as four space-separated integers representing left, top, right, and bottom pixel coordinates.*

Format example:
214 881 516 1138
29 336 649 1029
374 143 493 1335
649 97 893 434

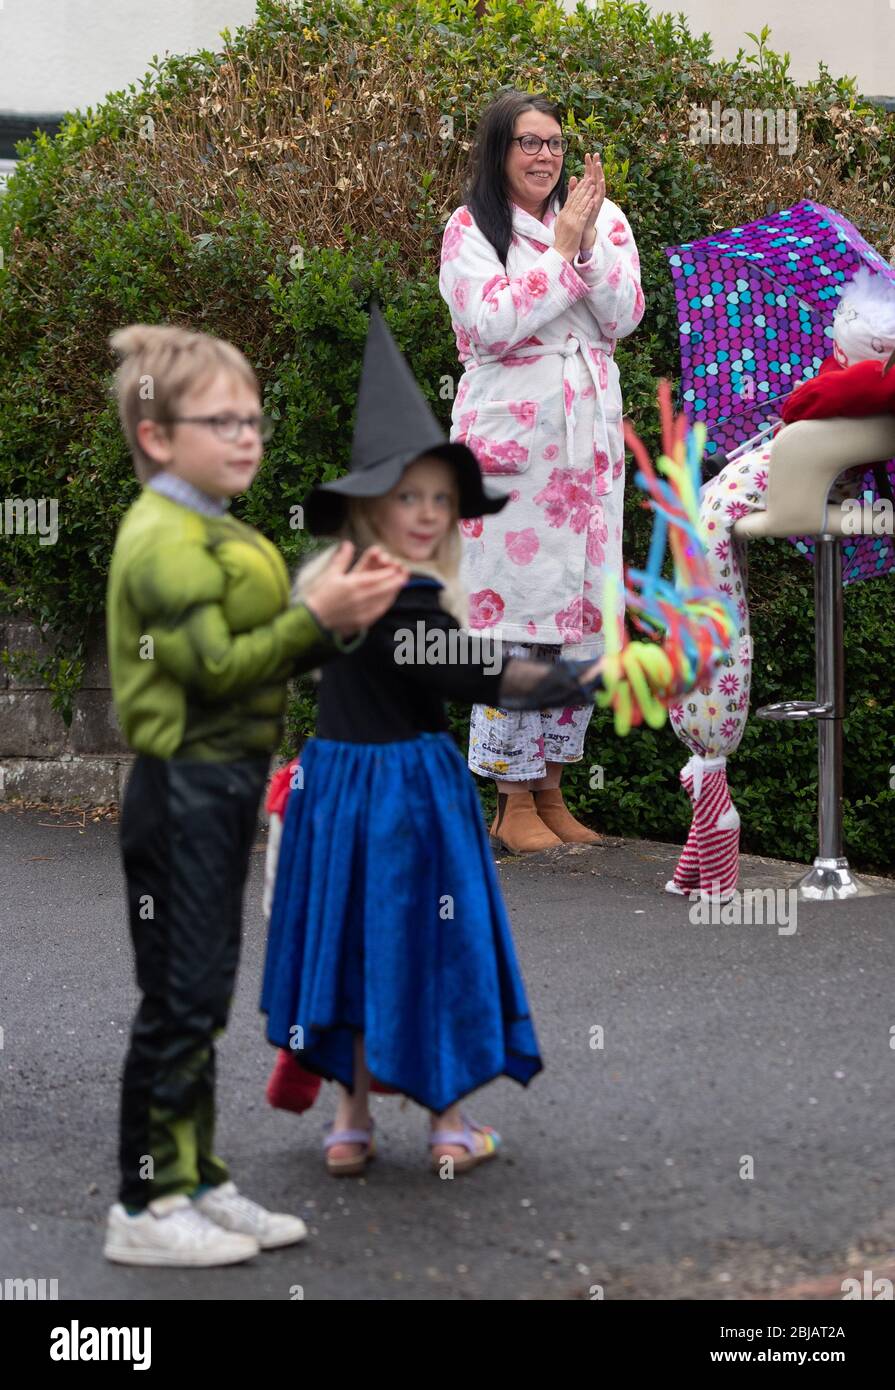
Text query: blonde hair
292 476 470 628
108 323 259 481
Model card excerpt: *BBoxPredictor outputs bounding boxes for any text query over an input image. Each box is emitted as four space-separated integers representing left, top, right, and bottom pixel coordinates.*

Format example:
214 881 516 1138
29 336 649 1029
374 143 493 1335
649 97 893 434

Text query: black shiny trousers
116 753 269 1208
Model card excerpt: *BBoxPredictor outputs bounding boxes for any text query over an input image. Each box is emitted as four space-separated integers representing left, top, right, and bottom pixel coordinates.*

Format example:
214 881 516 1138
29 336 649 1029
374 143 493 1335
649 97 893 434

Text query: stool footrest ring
756 700 833 722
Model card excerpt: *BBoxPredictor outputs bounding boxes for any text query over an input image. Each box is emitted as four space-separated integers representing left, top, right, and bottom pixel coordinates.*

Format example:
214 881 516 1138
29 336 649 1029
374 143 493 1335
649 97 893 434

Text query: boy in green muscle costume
102 323 406 1267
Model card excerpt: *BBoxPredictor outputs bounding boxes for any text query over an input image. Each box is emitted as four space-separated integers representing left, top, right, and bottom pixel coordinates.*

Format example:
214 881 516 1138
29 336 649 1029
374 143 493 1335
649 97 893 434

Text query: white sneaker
194 1181 308 1249
103 1194 260 1267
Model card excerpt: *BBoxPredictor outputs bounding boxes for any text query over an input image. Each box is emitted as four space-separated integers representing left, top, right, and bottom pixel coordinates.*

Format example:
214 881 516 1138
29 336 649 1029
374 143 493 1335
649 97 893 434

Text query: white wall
0 0 259 115
645 0 895 97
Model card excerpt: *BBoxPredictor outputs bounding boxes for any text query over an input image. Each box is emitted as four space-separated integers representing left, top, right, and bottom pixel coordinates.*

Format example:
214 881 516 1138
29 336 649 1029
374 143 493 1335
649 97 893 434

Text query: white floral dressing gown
438 193 645 778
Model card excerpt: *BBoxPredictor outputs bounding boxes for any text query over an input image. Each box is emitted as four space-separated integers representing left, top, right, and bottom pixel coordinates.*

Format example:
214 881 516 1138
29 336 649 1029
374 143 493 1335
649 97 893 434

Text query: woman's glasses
163 414 275 443
512 134 568 156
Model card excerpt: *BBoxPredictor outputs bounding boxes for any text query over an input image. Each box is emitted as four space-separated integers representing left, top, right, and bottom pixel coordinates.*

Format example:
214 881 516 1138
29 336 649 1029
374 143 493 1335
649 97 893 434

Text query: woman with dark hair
439 89 644 853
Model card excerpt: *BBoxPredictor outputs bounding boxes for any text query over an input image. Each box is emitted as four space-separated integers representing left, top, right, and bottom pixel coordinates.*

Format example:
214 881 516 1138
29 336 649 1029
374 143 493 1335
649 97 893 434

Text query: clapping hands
555 151 605 261
304 541 408 637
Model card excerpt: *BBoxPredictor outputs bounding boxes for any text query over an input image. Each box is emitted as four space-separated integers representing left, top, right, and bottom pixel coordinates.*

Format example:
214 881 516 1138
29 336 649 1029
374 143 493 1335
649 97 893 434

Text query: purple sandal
429 1113 501 1175
324 1120 375 1176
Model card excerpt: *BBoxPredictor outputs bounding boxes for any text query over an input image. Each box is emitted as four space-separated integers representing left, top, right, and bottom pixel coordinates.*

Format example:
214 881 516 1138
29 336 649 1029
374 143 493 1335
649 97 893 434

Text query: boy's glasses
163 414 275 443
512 134 568 156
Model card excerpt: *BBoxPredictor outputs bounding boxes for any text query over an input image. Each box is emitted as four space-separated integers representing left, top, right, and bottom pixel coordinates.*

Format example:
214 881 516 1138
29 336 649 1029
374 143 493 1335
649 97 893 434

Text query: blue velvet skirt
260 732 543 1112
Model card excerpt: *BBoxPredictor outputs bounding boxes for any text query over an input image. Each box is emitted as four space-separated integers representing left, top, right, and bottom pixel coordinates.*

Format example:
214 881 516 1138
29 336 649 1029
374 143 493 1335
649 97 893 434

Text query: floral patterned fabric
668 445 773 758
467 642 593 780
439 193 645 654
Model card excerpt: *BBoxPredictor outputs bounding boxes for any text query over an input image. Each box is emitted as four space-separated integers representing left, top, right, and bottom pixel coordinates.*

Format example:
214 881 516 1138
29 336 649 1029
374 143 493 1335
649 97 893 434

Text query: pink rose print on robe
586 502 609 565
604 321 618 333
509 279 533 315
469 588 505 629
632 282 645 322
441 223 464 263
554 597 583 642
631 251 640 272
563 379 576 416
505 528 540 565
558 258 586 297
499 348 545 368
525 268 549 298
543 443 559 461
508 400 538 428
452 279 470 313
606 261 623 290
593 448 610 488
441 209 471 263
612 454 625 480
508 489 521 502
460 516 483 539
468 433 529 474
608 219 629 246
534 466 594 532
455 375 470 410
482 272 510 309
581 596 603 635
455 328 472 365
587 349 609 390
526 619 538 637
456 408 477 443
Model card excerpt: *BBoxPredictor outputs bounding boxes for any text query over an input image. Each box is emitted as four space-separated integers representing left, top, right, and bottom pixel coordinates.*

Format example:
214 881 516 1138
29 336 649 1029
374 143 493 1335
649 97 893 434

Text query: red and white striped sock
692 759 740 899
669 765 701 892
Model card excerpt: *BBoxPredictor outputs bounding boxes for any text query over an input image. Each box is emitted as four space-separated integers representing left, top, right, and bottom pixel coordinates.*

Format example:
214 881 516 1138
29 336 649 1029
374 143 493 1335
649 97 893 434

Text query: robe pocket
595 402 625 497
465 400 541 476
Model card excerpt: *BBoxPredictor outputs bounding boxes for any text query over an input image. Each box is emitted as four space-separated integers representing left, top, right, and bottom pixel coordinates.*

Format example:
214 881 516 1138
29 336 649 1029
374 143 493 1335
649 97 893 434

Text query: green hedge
1 0 893 868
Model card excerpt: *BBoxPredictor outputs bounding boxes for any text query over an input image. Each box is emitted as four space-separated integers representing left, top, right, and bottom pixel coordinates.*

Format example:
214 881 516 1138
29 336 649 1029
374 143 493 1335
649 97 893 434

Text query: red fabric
266 1048 322 1113
265 758 300 817
782 356 895 423
265 1048 399 1113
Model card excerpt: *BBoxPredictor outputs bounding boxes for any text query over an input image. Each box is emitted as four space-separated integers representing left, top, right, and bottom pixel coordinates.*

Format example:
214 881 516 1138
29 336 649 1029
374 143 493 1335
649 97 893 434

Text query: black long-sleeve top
315 576 599 744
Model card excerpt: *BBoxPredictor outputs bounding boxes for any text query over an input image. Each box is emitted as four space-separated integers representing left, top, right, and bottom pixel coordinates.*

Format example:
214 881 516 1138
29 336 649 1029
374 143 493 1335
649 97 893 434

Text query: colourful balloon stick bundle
596 380 739 735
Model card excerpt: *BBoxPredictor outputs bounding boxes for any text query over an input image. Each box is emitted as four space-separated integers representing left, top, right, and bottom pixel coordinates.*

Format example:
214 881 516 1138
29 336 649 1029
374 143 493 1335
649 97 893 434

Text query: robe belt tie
469 336 615 497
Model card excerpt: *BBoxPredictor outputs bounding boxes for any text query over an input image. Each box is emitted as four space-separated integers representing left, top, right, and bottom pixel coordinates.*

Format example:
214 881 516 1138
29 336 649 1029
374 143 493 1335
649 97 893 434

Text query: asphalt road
2 805 894 1301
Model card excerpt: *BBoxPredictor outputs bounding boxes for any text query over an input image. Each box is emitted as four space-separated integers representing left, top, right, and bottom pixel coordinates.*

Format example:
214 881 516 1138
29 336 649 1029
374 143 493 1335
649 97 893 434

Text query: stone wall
0 614 134 804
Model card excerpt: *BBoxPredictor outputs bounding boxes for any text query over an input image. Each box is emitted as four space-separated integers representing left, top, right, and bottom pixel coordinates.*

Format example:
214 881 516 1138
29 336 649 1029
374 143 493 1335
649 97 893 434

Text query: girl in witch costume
260 302 620 1175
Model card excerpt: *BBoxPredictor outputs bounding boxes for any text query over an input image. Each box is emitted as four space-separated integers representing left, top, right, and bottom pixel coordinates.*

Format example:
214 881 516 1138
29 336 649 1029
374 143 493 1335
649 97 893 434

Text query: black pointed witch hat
302 298 508 535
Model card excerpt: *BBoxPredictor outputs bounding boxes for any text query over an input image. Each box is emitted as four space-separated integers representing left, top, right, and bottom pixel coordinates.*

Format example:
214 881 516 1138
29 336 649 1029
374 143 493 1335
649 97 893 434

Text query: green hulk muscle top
106 488 335 761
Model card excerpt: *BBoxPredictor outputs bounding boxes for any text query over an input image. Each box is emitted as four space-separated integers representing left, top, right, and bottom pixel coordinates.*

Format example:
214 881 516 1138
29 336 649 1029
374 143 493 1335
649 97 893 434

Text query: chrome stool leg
759 535 881 900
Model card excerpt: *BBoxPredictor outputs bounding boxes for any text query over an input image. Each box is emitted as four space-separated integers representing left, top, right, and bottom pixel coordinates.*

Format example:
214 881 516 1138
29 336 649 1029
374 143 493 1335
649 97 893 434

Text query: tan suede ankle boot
489 790 562 853
533 788 601 844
